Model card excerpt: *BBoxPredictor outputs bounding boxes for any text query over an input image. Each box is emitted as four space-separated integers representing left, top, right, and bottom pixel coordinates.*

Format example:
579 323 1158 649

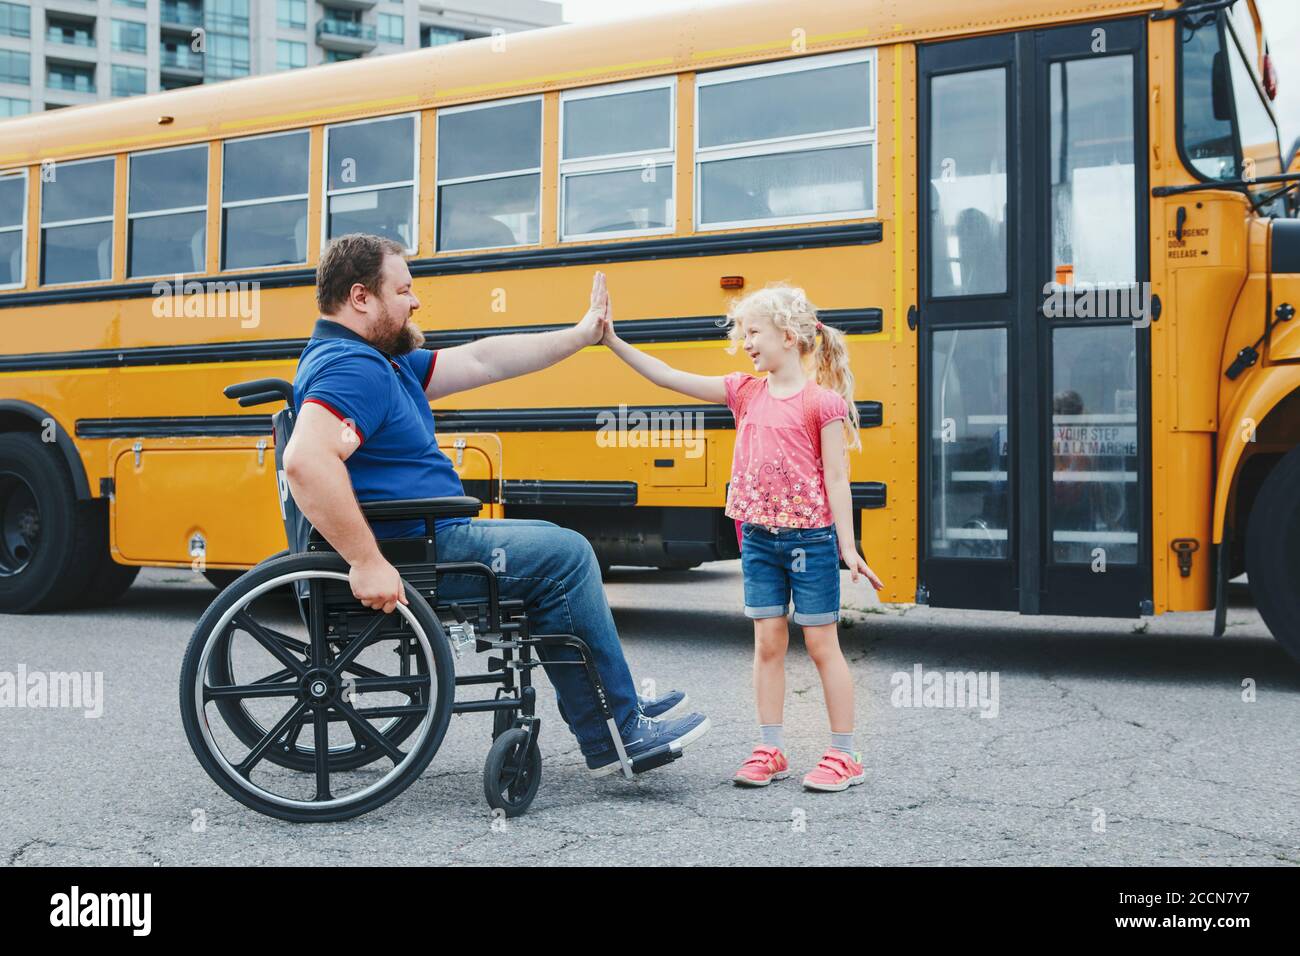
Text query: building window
221 129 309 269
695 49 876 230
0 49 28 86
324 113 418 251
128 144 207 277
0 1 30 39
205 0 250 79
47 17 95 47
0 170 26 289
421 25 466 47
112 19 147 54
41 157 115 284
0 96 29 116
276 40 306 71
161 38 203 71
560 78 674 241
112 65 146 96
160 0 202 26
276 0 305 30
205 33 250 80
47 61 96 94
114 0 147 8
378 13 403 44
323 50 359 63
436 97 541 251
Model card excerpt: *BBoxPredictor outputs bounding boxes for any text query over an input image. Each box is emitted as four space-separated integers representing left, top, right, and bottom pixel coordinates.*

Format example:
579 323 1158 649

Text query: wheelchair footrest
628 744 682 775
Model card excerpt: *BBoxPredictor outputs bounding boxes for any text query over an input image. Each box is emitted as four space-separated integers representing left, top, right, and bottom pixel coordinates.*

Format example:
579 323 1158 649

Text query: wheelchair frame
179 377 678 824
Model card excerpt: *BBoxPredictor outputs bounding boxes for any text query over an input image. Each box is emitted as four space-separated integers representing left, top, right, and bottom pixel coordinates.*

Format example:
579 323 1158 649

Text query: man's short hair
316 233 407 315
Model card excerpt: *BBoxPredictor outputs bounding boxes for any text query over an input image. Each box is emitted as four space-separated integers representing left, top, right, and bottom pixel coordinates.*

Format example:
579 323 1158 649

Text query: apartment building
0 0 563 114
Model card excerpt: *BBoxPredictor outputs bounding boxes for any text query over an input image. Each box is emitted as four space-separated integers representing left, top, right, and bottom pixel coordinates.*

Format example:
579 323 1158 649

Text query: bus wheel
0 433 99 613
1245 444 1300 664
69 500 140 608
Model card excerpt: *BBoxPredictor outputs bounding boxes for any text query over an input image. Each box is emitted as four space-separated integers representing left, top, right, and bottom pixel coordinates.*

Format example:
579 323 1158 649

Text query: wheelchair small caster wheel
483 728 541 818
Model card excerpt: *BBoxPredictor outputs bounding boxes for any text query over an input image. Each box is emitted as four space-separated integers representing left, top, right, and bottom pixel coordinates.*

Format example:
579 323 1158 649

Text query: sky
562 0 1300 155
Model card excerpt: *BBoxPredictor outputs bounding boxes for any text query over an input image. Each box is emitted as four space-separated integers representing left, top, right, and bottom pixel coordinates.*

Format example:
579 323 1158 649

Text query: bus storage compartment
439 432 501 518
111 440 283 566
643 444 708 487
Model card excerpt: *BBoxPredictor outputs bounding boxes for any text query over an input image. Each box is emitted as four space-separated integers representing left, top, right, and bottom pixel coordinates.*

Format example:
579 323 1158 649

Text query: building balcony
45 32 99 62
160 48 204 79
316 19 377 53
160 3 205 31
318 0 378 11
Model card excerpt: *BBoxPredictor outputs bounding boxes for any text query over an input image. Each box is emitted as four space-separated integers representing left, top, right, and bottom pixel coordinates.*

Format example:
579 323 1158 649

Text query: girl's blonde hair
723 282 861 452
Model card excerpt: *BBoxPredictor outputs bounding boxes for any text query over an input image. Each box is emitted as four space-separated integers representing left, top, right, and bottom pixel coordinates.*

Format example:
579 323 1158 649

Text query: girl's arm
602 304 727 405
822 421 884 591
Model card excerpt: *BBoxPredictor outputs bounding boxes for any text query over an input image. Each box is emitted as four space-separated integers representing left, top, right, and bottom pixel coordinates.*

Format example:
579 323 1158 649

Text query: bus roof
1 0 1168 167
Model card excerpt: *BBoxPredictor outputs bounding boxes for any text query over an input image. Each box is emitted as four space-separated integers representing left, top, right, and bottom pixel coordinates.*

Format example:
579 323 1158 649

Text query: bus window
1049 55 1136 287
40 156 115 284
1225 15 1281 178
127 144 208 278
695 49 874 230
1049 325 1139 565
221 129 309 270
930 327 1010 559
437 97 541 252
0 170 25 288
324 113 417 251
559 79 674 241
928 68 1007 297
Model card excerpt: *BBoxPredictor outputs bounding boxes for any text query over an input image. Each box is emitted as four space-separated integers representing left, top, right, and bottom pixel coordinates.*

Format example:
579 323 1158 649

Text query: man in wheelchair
281 234 710 778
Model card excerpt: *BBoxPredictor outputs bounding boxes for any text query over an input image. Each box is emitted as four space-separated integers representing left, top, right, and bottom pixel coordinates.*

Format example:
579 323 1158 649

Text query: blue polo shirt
293 318 470 539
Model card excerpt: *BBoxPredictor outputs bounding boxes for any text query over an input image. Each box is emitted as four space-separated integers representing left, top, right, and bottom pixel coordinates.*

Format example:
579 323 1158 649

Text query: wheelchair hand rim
193 569 441 812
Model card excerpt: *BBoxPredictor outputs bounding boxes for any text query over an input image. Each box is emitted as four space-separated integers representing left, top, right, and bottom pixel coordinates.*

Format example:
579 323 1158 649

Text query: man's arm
426 272 609 400
282 402 408 613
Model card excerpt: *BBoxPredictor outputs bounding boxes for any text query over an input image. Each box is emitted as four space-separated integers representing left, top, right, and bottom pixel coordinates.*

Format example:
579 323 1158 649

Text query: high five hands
575 270 614 346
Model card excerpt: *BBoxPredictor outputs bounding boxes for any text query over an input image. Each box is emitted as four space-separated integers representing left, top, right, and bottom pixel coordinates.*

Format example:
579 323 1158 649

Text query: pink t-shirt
723 372 849 529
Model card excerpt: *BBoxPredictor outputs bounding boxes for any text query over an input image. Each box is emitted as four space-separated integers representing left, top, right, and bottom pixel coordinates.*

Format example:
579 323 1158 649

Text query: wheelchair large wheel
180 552 455 822
204 552 428 773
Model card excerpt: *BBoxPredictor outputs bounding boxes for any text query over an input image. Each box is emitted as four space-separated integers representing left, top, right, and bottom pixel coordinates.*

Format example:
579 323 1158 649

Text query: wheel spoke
312 708 332 800
234 611 308 677
336 700 406 764
205 682 299 701
253 667 294 685
351 674 431 695
328 613 388 677
236 700 309 777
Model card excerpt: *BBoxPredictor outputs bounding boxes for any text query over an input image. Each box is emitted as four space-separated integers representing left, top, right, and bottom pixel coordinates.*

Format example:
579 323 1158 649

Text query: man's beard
368 302 425 355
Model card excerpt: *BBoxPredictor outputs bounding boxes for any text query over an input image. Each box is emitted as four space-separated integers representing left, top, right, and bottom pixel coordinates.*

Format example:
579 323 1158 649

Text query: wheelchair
180 378 678 823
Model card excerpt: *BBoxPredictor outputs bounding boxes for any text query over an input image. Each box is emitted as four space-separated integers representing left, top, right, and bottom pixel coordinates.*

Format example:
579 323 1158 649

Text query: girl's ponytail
814 321 861 453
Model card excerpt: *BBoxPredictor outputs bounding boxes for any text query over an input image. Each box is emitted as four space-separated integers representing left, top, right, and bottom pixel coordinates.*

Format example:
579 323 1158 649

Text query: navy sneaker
638 689 688 719
586 711 711 777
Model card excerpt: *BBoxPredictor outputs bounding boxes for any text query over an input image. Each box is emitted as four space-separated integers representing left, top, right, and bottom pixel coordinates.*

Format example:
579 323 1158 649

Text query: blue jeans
740 522 841 625
431 518 640 757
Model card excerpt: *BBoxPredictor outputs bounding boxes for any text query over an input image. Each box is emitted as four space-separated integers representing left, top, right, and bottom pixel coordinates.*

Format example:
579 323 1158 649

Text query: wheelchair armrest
360 496 483 525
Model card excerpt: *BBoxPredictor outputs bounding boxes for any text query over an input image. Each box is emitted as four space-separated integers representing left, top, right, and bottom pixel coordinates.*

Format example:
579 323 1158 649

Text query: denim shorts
740 522 840 626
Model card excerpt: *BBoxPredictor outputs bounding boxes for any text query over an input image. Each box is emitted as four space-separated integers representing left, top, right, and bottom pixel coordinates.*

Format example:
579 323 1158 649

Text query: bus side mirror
1211 51 1232 121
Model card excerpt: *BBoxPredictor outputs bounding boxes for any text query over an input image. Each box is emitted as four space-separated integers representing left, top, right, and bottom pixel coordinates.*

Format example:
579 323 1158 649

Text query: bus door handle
907 305 919 331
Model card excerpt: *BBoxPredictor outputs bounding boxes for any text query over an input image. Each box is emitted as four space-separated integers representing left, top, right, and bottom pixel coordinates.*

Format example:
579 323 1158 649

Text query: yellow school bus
1 0 1298 661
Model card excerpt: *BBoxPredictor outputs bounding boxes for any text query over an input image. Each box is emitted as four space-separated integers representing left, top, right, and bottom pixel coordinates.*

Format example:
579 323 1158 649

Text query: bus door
917 17 1153 617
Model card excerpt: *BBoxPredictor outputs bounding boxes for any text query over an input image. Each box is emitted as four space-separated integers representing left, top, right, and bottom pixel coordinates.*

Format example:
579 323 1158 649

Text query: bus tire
67 500 140 608
1244 443 1300 664
0 433 100 613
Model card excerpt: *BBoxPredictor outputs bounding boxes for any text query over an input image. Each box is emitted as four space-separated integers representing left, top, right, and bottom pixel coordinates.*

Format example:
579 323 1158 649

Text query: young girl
602 282 885 792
